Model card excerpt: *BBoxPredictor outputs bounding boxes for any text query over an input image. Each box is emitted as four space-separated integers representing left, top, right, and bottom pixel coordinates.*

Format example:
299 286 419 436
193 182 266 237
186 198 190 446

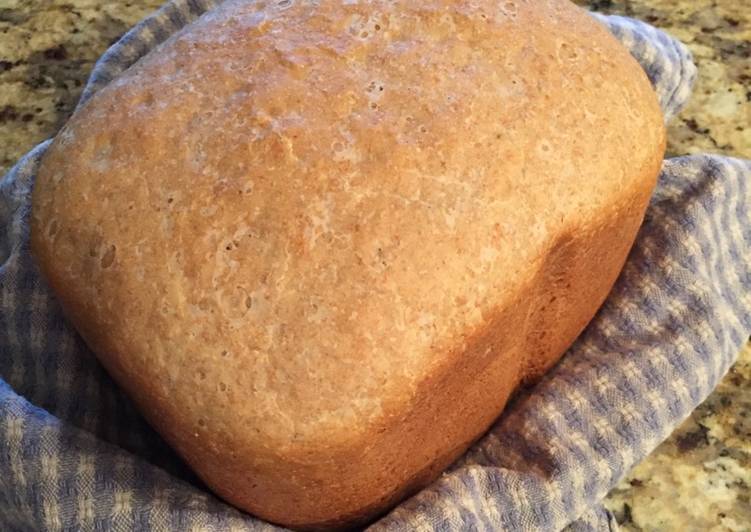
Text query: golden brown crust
31 0 665 528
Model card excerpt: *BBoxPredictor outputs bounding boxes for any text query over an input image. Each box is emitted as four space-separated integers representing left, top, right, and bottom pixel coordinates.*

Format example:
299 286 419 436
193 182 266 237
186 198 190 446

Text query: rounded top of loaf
32 0 664 457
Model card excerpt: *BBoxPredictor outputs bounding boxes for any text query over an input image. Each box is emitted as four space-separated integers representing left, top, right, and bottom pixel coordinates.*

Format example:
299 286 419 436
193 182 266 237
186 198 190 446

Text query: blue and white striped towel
1 2 749 530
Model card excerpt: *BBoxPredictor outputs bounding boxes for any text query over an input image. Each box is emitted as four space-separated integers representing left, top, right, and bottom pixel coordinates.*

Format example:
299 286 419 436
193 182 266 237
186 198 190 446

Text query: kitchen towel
1 1 749 530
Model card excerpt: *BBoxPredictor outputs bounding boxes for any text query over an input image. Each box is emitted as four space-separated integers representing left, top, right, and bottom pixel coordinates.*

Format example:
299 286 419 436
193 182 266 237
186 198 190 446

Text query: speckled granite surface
571 3 751 530
0 0 164 173
1 1 749 530
603 343 751 531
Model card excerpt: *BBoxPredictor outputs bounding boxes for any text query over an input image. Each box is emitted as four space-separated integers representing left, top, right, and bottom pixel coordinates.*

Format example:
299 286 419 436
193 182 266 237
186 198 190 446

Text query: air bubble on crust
218 286 254 318
331 129 361 163
557 41 580 62
365 80 385 109
198 297 212 312
100 244 116 268
348 13 384 40
500 1 518 18
439 13 457 30
538 139 552 156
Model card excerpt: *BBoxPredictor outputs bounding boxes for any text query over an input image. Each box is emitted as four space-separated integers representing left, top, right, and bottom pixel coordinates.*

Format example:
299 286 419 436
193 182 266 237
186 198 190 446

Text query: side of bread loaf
31 0 665 528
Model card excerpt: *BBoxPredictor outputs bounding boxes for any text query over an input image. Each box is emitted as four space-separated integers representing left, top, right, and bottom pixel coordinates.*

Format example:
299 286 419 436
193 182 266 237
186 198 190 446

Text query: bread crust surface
31 0 665 528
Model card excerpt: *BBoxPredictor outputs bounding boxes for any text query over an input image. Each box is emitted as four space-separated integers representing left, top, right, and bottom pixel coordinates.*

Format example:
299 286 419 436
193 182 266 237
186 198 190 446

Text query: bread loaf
31 0 665 528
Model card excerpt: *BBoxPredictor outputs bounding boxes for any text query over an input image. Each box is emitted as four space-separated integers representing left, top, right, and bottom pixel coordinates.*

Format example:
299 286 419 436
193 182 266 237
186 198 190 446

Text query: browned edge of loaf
30 168 662 531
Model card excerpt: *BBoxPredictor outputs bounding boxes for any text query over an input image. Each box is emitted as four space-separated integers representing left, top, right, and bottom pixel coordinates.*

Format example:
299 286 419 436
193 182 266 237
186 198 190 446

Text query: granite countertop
1 1 749 530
